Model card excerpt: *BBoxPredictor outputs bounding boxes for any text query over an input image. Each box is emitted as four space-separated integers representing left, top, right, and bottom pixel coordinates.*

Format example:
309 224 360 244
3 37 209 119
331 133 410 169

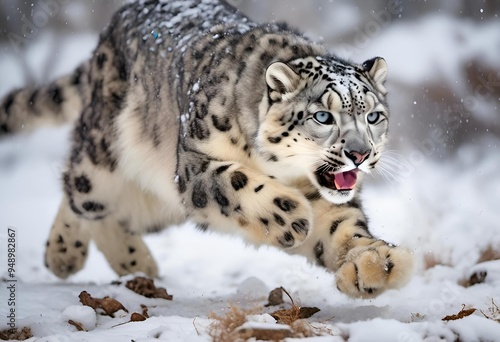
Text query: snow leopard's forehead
289 56 385 116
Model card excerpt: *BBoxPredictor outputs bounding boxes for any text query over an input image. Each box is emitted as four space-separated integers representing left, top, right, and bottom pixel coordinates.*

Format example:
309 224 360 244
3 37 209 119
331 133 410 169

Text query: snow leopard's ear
363 57 388 90
266 62 301 101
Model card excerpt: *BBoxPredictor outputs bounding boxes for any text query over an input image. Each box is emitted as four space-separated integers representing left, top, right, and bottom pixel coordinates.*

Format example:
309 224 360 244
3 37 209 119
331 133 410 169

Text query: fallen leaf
125 277 173 300
68 319 85 331
265 287 284 307
442 305 476 321
268 287 320 324
79 291 128 317
130 312 147 322
111 311 150 328
0 327 33 341
297 306 321 319
270 306 320 324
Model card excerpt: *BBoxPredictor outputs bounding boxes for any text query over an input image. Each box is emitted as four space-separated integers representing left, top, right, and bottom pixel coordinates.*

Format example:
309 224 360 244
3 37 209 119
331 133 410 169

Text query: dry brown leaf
125 277 173 300
67 319 85 331
130 312 147 322
0 327 33 341
270 306 320 324
111 312 149 328
269 287 320 324
79 291 128 317
265 287 285 307
442 304 477 321
298 306 321 318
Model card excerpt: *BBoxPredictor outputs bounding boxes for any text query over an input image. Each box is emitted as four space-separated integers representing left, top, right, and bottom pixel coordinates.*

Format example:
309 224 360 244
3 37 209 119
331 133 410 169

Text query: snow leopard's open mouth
315 168 358 191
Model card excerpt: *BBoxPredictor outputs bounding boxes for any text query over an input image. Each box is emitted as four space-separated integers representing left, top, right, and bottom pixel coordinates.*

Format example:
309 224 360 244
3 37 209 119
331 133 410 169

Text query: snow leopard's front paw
238 178 313 249
335 241 413 298
262 192 313 249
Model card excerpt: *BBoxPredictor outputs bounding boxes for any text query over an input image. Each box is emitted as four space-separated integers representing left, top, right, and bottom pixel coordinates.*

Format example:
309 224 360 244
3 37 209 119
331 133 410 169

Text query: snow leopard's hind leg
45 39 165 279
45 156 168 278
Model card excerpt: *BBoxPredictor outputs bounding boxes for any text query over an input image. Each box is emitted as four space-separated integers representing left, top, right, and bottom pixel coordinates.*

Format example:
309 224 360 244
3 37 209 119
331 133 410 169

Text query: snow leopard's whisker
374 165 398 185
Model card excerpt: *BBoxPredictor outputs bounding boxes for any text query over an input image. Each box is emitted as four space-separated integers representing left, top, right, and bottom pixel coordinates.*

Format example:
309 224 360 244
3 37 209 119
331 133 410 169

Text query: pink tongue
334 171 357 190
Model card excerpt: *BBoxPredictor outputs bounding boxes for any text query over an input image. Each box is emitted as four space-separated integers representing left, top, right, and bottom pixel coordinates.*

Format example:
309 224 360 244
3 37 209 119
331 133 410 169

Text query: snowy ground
1 18 500 342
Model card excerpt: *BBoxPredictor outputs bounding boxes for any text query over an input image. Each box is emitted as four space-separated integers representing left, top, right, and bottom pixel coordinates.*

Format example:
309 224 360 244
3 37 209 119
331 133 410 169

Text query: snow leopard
0 0 413 298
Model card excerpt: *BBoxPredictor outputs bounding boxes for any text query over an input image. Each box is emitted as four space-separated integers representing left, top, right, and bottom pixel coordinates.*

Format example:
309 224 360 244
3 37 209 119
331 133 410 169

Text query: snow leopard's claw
335 243 414 298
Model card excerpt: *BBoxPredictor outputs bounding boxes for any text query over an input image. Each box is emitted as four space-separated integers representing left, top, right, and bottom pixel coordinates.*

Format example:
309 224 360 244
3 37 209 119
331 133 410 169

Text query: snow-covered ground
1 13 500 342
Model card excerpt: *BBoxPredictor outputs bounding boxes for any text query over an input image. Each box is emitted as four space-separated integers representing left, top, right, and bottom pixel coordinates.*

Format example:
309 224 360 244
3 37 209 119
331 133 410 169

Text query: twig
280 287 295 307
193 317 201 336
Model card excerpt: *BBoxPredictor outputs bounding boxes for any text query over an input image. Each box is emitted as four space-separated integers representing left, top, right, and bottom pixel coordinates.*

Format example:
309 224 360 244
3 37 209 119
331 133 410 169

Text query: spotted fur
0 0 413 298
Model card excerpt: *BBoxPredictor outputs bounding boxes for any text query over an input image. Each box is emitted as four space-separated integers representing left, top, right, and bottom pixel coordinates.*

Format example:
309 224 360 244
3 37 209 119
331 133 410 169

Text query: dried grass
208 288 327 341
477 245 500 263
480 299 500 323
208 305 259 342
423 253 451 270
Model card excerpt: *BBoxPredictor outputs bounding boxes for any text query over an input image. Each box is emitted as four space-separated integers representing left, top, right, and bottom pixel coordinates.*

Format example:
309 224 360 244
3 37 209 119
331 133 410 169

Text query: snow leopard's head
258 55 389 204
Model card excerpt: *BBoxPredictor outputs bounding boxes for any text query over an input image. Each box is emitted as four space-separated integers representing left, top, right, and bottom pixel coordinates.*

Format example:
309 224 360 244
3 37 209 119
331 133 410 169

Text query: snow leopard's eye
313 111 334 125
367 111 382 124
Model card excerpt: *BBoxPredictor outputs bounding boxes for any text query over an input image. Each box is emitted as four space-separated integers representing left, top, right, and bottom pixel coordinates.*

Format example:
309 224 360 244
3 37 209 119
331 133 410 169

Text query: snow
61 306 97 331
1 9 500 342
338 318 420 342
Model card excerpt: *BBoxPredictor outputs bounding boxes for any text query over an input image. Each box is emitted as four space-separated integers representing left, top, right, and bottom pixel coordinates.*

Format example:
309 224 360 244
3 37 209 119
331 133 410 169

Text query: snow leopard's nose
344 150 370 166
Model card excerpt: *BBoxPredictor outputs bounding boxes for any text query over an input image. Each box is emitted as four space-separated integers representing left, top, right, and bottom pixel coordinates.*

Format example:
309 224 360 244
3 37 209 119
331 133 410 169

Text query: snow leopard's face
258 56 389 204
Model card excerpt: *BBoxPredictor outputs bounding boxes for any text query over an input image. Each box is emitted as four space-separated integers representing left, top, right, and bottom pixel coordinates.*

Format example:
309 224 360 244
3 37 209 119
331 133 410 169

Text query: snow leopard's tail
0 60 91 137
